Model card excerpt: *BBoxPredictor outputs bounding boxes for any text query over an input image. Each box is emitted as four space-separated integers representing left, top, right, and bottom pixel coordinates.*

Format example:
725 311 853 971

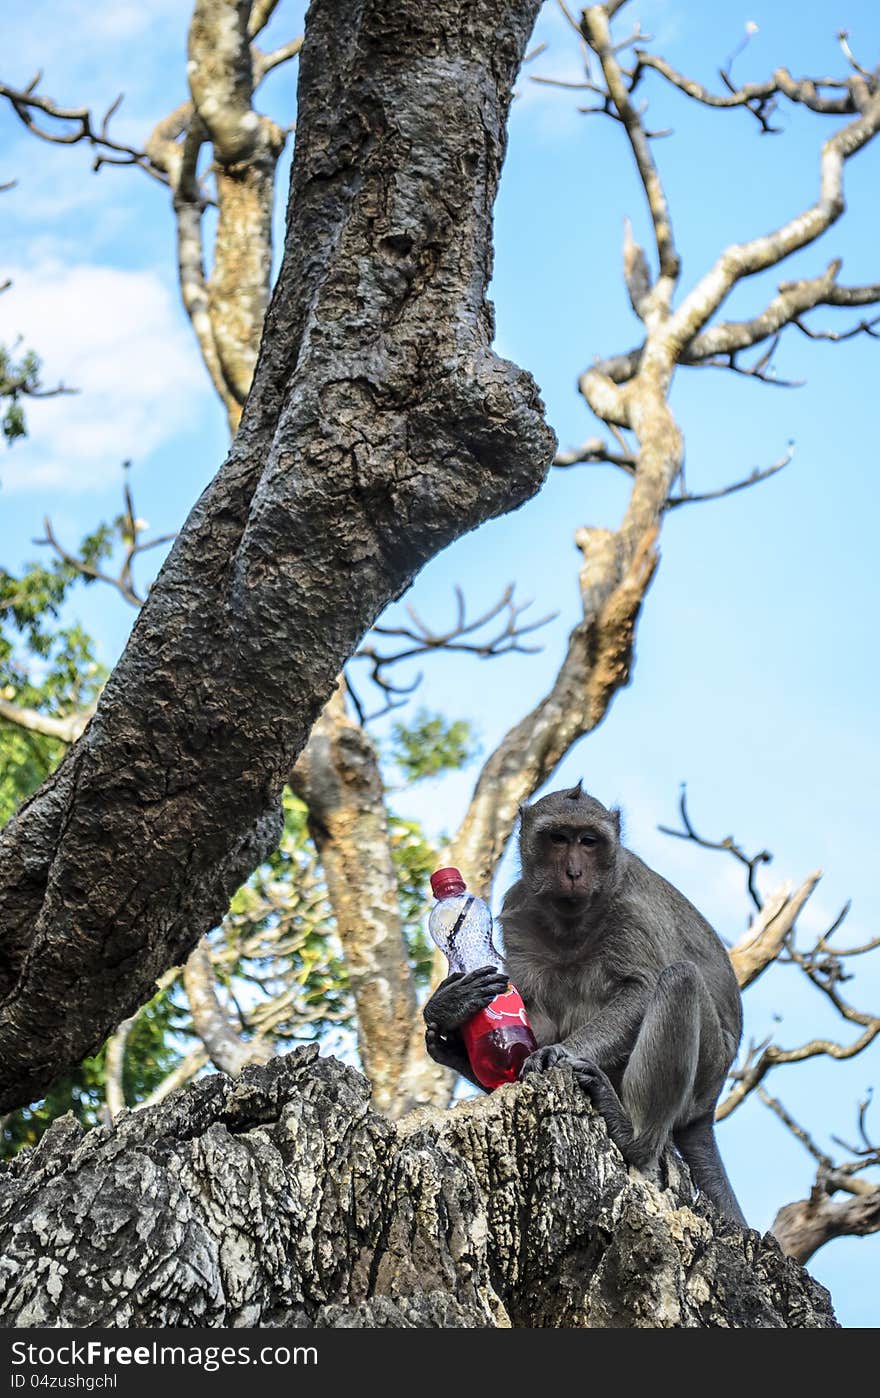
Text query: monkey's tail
674 1114 747 1227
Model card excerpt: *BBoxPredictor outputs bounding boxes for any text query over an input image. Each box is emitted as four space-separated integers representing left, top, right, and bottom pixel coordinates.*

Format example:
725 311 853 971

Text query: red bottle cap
430 866 466 898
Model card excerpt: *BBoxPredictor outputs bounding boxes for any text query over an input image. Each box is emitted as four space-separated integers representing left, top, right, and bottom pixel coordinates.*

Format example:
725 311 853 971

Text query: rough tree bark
0 1050 837 1328
0 0 554 1112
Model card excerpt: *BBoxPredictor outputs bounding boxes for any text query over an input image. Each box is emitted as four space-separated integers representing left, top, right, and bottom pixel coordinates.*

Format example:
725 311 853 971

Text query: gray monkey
423 783 746 1225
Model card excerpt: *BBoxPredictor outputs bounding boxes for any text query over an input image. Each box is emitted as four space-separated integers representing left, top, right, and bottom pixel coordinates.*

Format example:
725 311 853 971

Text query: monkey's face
519 787 622 923
529 820 617 914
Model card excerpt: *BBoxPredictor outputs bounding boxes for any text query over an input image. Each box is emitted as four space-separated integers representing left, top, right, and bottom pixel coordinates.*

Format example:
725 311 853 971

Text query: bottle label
461 983 537 1090
476 984 532 1028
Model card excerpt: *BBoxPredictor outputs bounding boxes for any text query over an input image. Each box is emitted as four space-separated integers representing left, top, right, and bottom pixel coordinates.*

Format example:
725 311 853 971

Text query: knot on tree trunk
0 1049 836 1328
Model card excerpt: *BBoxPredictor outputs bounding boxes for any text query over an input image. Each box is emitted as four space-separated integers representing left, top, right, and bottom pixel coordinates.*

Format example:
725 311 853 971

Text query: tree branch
682 262 880 365
36 494 175 610
582 6 680 302
667 92 880 351
630 50 868 131
182 937 271 1077
136 1047 208 1110
0 0 553 1113
103 1014 136 1120
728 873 822 989
658 785 773 910
289 686 447 1114
0 697 94 744
0 78 169 185
763 1090 880 1264
664 445 794 510
718 1015 880 1122
351 585 556 719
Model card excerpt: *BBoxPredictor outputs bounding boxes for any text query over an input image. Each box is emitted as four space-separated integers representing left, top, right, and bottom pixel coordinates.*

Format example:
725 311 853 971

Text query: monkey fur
423 782 746 1225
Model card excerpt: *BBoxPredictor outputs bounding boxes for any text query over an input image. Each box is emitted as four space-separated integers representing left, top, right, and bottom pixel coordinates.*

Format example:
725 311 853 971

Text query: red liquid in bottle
461 984 538 1090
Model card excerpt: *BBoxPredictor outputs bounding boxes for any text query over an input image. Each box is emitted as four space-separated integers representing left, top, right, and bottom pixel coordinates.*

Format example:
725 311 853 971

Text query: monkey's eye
549 831 568 846
579 833 599 847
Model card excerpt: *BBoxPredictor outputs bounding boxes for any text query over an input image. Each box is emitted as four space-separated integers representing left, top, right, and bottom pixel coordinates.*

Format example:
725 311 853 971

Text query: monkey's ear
565 779 583 801
610 807 622 837
517 801 530 827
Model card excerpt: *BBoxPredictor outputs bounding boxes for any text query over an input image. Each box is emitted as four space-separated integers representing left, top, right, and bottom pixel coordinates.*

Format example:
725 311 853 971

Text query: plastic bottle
427 866 537 1090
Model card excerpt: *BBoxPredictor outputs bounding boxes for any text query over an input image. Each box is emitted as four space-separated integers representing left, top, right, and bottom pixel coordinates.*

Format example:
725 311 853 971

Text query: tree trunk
0 1052 837 1328
0 0 554 1112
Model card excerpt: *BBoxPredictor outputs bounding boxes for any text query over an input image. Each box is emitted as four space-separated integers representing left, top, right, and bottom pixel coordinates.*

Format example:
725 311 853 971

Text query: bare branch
0 79 169 186
0 696 94 744
554 435 637 474
582 7 680 298
247 0 282 39
718 1015 880 1121
350 585 556 719
682 262 880 366
759 1089 833 1170
792 312 880 343
252 36 304 84
630 49 872 132
667 92 880 350
36 489 175 611
761 1089 880 1187
622 217 653 319
728 873 822 990
104 1014 136 1121
659 786 773 911
836 1094 874 1153
762 1090 880 1263
664 796 878 1116
686 335 805 388
665 444 794 510
838 30 875 83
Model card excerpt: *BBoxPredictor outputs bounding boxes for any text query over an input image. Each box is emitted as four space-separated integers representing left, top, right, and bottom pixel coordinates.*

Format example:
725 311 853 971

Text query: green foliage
389 708 479 782
0 1056 107 1158
77 522 115 571
0 527 117 827
389 815 439 985
0 559 78 656
0 622 105 826
0 986 189 1158
0 341 43 445
122 986 193 1107
219 790 352 1039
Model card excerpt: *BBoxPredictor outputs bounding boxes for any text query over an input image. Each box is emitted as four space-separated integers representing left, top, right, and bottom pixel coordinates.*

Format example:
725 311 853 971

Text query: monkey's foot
569 1057 638 1160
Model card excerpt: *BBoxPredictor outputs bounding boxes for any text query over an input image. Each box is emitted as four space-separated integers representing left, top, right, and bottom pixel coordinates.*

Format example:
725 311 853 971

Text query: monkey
423 782 746 1225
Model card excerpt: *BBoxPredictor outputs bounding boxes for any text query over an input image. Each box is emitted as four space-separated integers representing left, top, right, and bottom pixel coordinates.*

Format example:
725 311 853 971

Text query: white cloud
511 1 590 137
0 260 210 493
7 0 190 78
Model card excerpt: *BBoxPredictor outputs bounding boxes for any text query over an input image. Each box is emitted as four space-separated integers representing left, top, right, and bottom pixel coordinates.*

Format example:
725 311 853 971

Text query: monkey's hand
423 968 509 1090
519 1042 572 1077
424 1024 475 1081
422 968 510 1033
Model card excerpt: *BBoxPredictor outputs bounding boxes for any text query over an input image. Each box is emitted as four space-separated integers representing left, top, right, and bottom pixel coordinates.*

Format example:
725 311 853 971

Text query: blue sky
2 0 879 1325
